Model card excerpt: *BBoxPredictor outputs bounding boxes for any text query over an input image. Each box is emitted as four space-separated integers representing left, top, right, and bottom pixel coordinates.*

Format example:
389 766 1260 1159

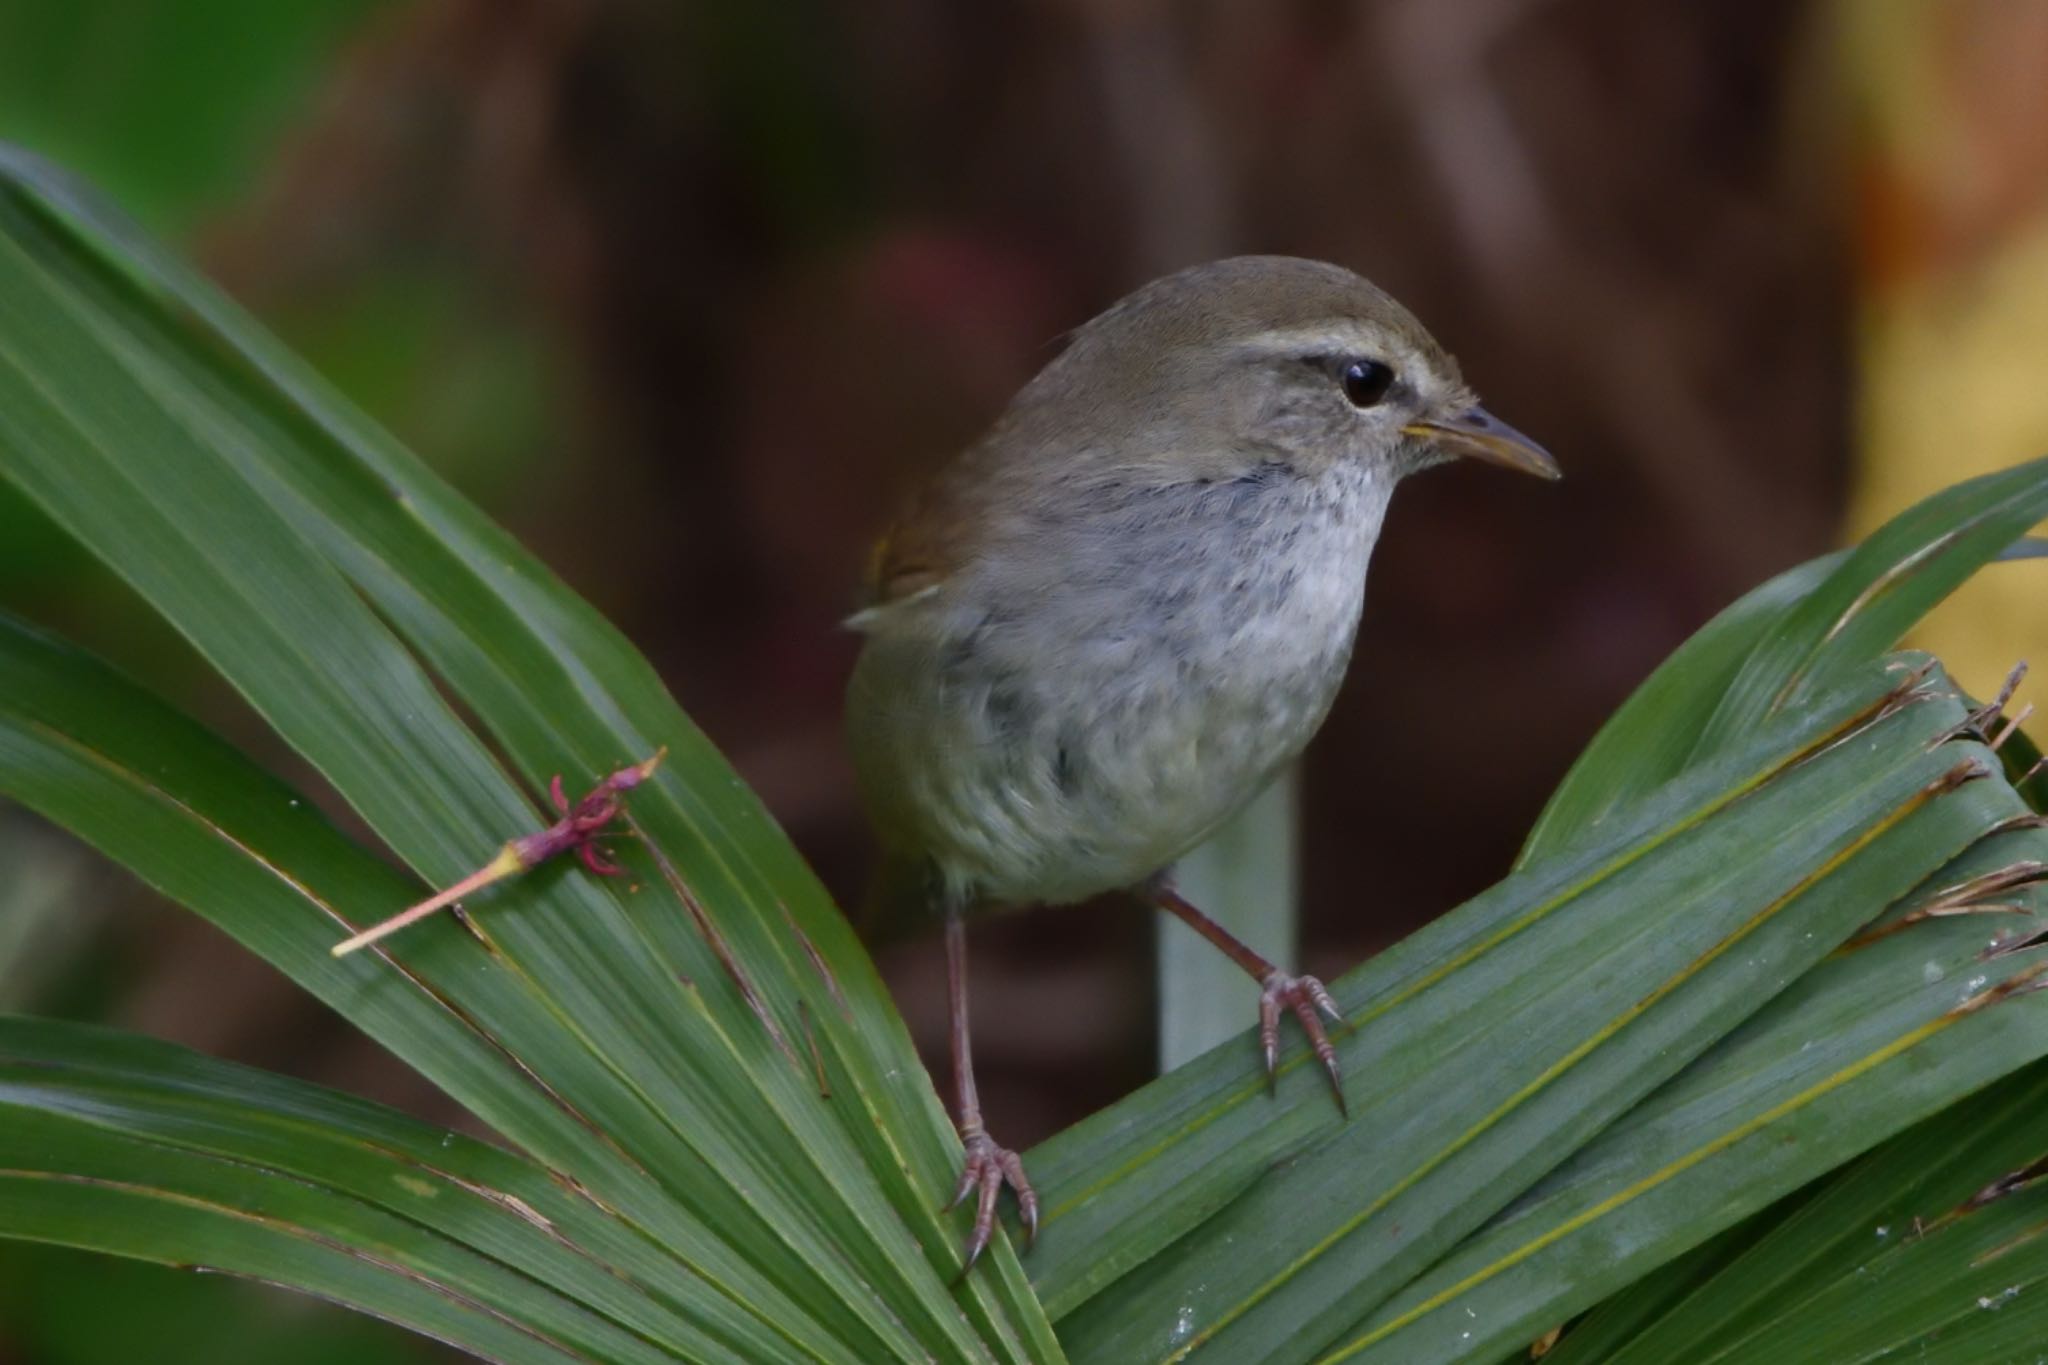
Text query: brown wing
862 518 949 608
856 456 991 616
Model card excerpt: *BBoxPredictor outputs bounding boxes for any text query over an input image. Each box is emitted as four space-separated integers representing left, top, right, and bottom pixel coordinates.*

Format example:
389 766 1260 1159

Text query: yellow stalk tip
329 842 525 958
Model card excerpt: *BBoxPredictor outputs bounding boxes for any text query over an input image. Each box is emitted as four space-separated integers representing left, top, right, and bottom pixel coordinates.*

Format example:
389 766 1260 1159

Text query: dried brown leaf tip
331 750 667 958
1928 661 2029 749
1960 1151 2048 1216
1843 860 2048 951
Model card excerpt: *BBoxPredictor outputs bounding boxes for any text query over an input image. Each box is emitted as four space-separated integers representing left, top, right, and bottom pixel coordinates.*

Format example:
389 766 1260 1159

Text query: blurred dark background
7 1 2048 1359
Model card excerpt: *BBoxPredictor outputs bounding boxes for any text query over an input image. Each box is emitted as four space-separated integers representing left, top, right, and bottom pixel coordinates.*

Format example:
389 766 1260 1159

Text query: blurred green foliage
276 269 559 494
0 0 562 690
0 3 448 1360
0 0 390 234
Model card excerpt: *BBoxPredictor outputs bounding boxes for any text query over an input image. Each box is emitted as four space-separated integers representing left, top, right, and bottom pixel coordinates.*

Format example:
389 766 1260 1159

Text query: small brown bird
845 256 1557 1270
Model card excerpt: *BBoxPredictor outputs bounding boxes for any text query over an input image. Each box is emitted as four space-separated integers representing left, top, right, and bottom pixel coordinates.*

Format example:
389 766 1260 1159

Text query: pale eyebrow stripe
1235 325 1366 354
1231 328 1423 382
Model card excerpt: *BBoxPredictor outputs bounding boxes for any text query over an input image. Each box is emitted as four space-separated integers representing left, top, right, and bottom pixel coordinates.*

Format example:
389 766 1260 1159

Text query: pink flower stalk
330 749 666 958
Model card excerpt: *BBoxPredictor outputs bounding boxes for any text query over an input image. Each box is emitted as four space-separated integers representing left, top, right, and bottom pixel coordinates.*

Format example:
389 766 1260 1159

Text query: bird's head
1008 255 1559 487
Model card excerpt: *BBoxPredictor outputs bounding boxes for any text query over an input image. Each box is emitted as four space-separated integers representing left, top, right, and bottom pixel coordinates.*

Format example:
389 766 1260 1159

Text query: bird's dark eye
1341 359 1395 408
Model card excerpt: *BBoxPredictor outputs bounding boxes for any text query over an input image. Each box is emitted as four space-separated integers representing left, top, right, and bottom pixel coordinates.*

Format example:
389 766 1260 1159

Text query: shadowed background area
7 0 2048 1359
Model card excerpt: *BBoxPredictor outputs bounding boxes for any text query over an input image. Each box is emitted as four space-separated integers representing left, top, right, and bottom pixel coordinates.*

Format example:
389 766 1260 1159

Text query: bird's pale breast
848 457 1393 909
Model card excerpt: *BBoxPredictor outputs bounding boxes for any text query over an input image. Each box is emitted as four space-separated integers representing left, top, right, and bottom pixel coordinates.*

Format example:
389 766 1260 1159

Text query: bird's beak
1402 405 1561 480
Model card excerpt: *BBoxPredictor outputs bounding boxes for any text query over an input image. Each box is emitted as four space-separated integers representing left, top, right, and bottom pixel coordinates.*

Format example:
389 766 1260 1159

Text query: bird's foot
944 1126 1038 1276
1259 971 1346 1113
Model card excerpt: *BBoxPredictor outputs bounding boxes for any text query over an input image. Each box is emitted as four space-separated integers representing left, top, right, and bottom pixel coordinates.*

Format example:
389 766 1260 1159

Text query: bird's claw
1259 971 1346 1113
944 1128 1038 1276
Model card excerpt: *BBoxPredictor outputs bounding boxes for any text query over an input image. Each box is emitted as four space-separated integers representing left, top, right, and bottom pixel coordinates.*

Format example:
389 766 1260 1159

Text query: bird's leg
941 911 1038 1274
1143 882 1346 1112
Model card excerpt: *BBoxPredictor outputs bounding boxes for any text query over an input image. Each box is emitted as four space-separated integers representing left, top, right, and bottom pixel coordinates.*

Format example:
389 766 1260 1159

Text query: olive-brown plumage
846 256 1557 1271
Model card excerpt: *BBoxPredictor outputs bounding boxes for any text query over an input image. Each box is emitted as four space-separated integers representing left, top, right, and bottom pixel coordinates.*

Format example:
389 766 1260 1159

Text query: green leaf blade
0 143 1061 1362
0 1031 684 1365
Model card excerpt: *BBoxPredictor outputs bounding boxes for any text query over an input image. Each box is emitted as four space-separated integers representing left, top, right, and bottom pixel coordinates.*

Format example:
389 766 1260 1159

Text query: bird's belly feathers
848 463 1390 908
